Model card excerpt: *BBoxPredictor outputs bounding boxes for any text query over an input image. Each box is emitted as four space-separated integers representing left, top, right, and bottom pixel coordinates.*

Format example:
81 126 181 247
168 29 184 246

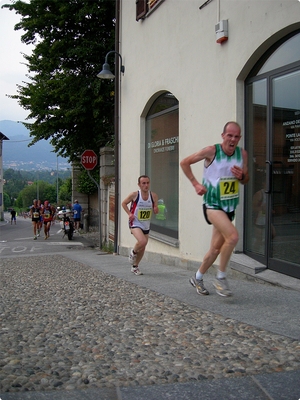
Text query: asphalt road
0 212 92 256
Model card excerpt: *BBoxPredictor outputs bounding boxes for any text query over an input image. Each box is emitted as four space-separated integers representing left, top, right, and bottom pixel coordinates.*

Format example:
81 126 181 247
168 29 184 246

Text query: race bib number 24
220 177 239 200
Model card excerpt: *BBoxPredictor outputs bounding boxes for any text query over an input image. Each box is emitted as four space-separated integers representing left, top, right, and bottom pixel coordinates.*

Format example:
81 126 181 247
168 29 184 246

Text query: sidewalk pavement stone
1 252 299 399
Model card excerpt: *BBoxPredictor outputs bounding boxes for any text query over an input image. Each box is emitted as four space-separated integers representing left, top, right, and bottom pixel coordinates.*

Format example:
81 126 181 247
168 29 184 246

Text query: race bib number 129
219 177 239 200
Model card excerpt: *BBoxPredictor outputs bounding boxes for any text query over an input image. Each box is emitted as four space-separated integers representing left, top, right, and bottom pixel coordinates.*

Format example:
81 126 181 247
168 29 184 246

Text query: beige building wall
118 0 300 264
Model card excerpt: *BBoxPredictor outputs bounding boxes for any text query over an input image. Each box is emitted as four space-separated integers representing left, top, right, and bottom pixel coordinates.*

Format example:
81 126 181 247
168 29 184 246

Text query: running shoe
213 277 232 297
189 275 209 295
33 236 37 240
131 266 143 275
129 249 137 265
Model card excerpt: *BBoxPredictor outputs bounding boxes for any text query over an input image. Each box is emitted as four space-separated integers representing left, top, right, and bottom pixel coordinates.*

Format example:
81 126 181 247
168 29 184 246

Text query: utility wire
3 139 31 143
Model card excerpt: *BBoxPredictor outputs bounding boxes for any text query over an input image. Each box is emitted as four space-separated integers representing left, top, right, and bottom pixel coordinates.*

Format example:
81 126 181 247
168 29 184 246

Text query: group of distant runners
9 199 83 240
30 199 56 240
29 199 82 240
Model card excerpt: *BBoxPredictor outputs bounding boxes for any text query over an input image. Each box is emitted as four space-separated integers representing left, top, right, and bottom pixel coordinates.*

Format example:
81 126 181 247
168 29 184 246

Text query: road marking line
12 238 84 246
46 242 84 246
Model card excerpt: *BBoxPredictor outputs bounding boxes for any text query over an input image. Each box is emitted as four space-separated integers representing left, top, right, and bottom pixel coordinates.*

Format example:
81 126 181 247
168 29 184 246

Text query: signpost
80 150 102 248
81 149 98 170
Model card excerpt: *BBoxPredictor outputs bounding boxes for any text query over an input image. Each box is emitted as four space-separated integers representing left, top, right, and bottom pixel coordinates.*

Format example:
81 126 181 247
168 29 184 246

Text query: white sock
196 271 203 280
217 270 226 279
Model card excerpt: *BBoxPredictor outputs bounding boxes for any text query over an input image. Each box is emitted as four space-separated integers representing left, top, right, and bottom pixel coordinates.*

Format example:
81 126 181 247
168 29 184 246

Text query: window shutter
136 0 147 21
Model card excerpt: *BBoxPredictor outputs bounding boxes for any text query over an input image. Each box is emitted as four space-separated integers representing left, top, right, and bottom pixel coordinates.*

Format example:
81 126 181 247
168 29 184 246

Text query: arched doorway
145 92 179 241
245 31 300 278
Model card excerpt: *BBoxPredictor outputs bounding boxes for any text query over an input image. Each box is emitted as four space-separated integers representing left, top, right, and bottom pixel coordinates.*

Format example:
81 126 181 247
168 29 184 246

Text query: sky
0 0 32 122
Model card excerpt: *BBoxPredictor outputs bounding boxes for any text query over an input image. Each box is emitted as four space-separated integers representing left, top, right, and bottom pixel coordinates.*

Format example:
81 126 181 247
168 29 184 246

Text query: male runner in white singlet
180 122 249 296
122 175 158 275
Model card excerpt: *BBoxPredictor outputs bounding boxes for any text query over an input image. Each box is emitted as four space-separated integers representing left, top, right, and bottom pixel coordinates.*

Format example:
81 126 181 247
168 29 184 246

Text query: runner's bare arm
122 191 139 224
231 149 249 184
151 192 159 214
180 146 215 195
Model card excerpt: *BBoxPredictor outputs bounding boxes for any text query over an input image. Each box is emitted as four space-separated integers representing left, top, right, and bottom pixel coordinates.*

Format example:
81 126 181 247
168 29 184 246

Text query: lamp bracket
105 50 125 74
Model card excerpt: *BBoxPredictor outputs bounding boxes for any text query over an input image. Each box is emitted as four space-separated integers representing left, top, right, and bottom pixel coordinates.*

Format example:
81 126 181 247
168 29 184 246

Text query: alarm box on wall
215 20 228 44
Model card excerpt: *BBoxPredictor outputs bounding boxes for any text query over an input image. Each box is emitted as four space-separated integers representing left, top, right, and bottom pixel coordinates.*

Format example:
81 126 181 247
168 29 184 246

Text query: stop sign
81 149 98 170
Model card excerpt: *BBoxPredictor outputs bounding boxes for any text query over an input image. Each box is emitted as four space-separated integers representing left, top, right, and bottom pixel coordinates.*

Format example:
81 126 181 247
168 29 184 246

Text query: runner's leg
33 221 37 236
206 209 239 272
131 228 149 265
199 225 225 274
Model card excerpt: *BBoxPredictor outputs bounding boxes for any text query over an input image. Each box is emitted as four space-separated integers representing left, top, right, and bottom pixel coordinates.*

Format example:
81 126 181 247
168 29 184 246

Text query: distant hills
0 120 70 171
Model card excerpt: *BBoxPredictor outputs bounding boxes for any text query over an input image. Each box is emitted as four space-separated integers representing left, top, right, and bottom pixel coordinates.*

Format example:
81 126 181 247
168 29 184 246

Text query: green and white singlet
203 144 243 212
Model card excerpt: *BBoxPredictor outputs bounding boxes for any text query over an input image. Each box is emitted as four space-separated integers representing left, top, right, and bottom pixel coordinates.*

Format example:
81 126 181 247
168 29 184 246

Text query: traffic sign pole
81 150 102 248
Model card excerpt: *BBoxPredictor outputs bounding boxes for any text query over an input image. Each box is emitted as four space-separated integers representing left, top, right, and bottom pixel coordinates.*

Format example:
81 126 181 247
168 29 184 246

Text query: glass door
245 78 269 261
245 32 300 279
269 70 300 278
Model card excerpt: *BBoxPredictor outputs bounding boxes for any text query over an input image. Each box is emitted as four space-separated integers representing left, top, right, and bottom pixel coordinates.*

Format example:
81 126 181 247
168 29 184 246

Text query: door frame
245 62 300 279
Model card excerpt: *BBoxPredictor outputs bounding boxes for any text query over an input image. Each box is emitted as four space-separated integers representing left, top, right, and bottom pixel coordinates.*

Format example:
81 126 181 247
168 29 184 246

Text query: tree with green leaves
3 168 72 206
3 0 115 162
58 177 72 203
76 168 98 195
16 180 57 208
3 169 27 204
3 192 11 209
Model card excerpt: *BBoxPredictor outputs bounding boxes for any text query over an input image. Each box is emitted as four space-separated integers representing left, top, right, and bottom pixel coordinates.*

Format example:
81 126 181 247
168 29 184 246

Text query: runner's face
221 124 241 155
138 178 150 192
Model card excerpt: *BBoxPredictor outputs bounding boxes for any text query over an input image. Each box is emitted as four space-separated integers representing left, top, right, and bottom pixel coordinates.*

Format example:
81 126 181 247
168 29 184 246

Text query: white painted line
14 237 35 240
46 242 84 246
13 237 84 246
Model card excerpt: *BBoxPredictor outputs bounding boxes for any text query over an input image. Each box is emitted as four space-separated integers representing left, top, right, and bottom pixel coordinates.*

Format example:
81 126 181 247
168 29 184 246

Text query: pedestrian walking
180 121 249 296
10 209 16 225
122 175 158 275
72 200 82 231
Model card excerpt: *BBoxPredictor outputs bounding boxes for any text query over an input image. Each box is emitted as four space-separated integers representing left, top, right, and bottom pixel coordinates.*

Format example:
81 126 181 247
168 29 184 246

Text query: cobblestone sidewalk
1 255 299 394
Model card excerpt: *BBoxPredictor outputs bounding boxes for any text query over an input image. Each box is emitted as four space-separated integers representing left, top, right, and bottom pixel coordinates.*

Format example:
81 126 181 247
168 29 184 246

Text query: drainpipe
114 0 121 254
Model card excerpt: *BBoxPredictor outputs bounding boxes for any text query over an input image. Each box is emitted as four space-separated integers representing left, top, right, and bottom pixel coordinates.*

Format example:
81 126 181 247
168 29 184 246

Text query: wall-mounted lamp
97 50 125 79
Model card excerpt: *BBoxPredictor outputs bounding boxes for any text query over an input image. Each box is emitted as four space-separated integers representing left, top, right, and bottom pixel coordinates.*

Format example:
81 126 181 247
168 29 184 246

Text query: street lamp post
97 50 124 254
56 156 59 205
0 132 9 221
36 172 39 200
